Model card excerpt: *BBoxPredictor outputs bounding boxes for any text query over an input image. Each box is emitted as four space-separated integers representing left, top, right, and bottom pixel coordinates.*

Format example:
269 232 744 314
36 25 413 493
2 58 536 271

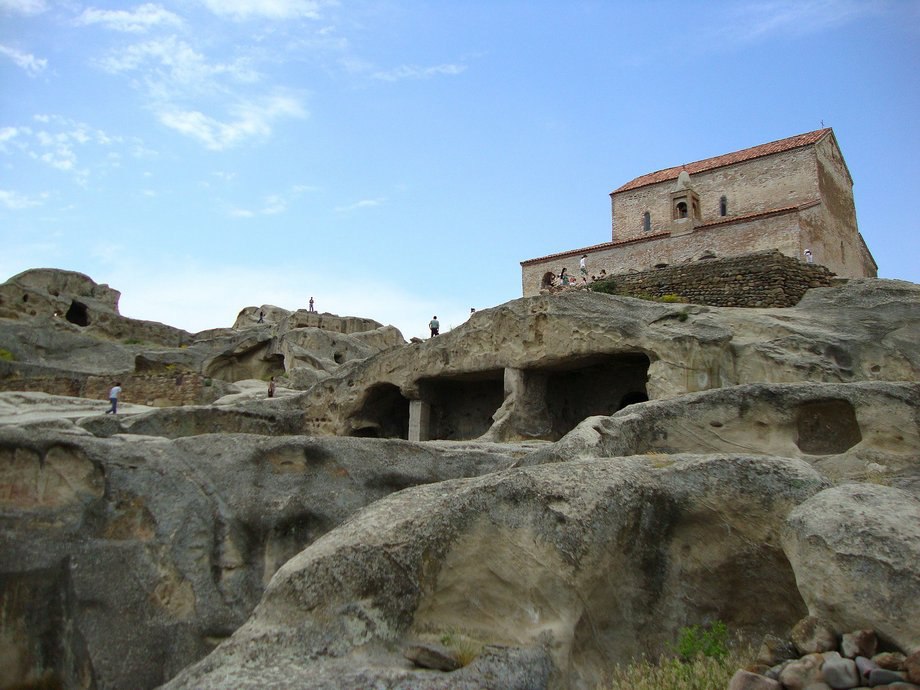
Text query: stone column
486 368 553 441
408 399 431 442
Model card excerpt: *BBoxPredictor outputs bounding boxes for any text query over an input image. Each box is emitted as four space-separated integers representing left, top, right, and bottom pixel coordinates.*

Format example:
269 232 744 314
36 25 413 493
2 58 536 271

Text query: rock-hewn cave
419 370 505 441
349 383 409 439
795 398 862 454
540 352 650 439
204 348 285 382
65 300 89 327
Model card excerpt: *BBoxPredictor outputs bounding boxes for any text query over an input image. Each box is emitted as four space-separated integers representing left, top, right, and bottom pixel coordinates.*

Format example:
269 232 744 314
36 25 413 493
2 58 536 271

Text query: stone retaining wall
0 364 230 407
584 249 838 307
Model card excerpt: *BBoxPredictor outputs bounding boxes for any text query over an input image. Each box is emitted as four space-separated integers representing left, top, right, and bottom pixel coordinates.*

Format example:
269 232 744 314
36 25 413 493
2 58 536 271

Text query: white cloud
198 0 332 20
0 0 46 15
75 3 182 33
0 126 27 148
371 63 466 82
158 95 305 150
0 43 47 75
725 0 880 42
0 188 46 209
1 115 121 184
226 185 312 218
98 36 258 87
334 197 385 213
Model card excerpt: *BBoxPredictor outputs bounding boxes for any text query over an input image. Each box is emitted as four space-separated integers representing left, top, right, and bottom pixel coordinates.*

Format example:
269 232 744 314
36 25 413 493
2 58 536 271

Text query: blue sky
2 0 918 340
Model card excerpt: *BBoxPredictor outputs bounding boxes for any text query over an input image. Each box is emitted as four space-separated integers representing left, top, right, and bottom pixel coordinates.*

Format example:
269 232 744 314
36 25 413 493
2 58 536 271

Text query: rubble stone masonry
584 250 838 308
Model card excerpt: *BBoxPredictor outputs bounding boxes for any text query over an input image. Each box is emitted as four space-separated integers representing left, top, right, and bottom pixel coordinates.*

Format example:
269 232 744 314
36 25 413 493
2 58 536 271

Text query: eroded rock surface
1 271 919 690
0 428 525 689
782 484 920 653
162 454 826 690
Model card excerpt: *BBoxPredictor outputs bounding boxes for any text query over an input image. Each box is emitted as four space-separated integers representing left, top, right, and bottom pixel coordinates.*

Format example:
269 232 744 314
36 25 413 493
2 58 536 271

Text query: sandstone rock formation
0 269 406 408
289 278 919 443
1 269 918 690
0 427 529 689
161 453 827 690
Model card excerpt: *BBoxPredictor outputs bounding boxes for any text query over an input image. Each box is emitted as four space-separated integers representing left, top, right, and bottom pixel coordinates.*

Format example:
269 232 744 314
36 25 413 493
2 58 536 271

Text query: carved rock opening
348 383 409 439
420 370 505 441
542 353 650 439
795 399 862 454
65 300 89 327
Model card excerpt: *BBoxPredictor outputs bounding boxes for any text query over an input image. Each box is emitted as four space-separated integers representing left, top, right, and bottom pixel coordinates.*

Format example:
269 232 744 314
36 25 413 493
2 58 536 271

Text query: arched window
719 195 727 216
676 201 688 218
642 211 651 232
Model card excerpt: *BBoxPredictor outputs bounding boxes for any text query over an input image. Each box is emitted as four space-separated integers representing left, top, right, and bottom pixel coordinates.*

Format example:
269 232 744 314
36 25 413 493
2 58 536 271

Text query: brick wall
582 250 837 308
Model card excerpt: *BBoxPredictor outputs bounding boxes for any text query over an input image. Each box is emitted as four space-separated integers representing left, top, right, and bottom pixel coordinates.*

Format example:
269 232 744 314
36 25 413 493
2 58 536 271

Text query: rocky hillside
0 269 918 690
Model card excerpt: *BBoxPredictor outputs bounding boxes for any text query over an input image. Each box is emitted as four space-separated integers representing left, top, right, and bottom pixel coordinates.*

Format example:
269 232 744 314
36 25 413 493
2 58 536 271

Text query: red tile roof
612 128 832 195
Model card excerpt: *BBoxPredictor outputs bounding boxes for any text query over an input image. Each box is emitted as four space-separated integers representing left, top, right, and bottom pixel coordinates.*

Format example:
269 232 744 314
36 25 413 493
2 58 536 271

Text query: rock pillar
408 400 431 442
485 368 554 441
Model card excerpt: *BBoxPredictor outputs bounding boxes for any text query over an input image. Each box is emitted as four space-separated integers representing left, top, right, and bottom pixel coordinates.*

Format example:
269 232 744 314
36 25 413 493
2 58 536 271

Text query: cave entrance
539 352 650 439
348 383 410 439
795 398 862 454
65 300 89 327
418 370 505 441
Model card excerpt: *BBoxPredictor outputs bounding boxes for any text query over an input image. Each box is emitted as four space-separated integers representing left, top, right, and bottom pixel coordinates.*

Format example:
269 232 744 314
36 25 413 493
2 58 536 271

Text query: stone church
521 128 877 296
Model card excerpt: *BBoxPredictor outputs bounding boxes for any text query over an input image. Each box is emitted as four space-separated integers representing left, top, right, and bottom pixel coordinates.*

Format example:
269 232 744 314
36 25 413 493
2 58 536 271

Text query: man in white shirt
106 382 122 414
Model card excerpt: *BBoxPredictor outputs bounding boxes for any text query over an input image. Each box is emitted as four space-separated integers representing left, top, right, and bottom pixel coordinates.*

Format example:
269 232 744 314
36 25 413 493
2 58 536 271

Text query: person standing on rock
309 297 315 312
804 248 814 264
429 316 440 337
267 376 275 398
559 267 569 286
579 254 588 280
258 310 264 323
105 382 122 414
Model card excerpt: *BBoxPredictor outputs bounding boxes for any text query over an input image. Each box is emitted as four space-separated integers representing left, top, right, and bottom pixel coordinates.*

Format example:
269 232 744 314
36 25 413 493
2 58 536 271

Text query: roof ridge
613 128 832 194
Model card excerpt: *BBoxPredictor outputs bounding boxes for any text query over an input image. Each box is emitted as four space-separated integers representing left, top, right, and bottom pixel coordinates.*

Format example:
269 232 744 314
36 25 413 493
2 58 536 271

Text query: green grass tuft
599 622 754 690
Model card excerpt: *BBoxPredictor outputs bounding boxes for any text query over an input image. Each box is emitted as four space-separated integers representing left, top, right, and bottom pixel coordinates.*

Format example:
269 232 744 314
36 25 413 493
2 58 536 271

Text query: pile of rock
730 616 920 689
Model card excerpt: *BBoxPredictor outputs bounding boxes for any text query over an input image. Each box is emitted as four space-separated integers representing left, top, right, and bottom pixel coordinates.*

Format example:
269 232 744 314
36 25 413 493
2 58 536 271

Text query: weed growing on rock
602 626 752 690
0 348 14 362
601 647 751 690
437 628 484 667
589 279 617 295
676 621 729 661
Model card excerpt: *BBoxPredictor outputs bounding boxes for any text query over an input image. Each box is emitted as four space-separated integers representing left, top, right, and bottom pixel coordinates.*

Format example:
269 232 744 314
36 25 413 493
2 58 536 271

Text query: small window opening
642 211 651 232
719 196 727 216
676 202 688 219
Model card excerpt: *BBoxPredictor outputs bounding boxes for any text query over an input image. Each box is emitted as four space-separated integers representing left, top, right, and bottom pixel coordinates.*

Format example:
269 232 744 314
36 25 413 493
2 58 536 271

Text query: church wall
611 145 820 244
811 136 877 278
522 212 807 296
524 132 877 297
